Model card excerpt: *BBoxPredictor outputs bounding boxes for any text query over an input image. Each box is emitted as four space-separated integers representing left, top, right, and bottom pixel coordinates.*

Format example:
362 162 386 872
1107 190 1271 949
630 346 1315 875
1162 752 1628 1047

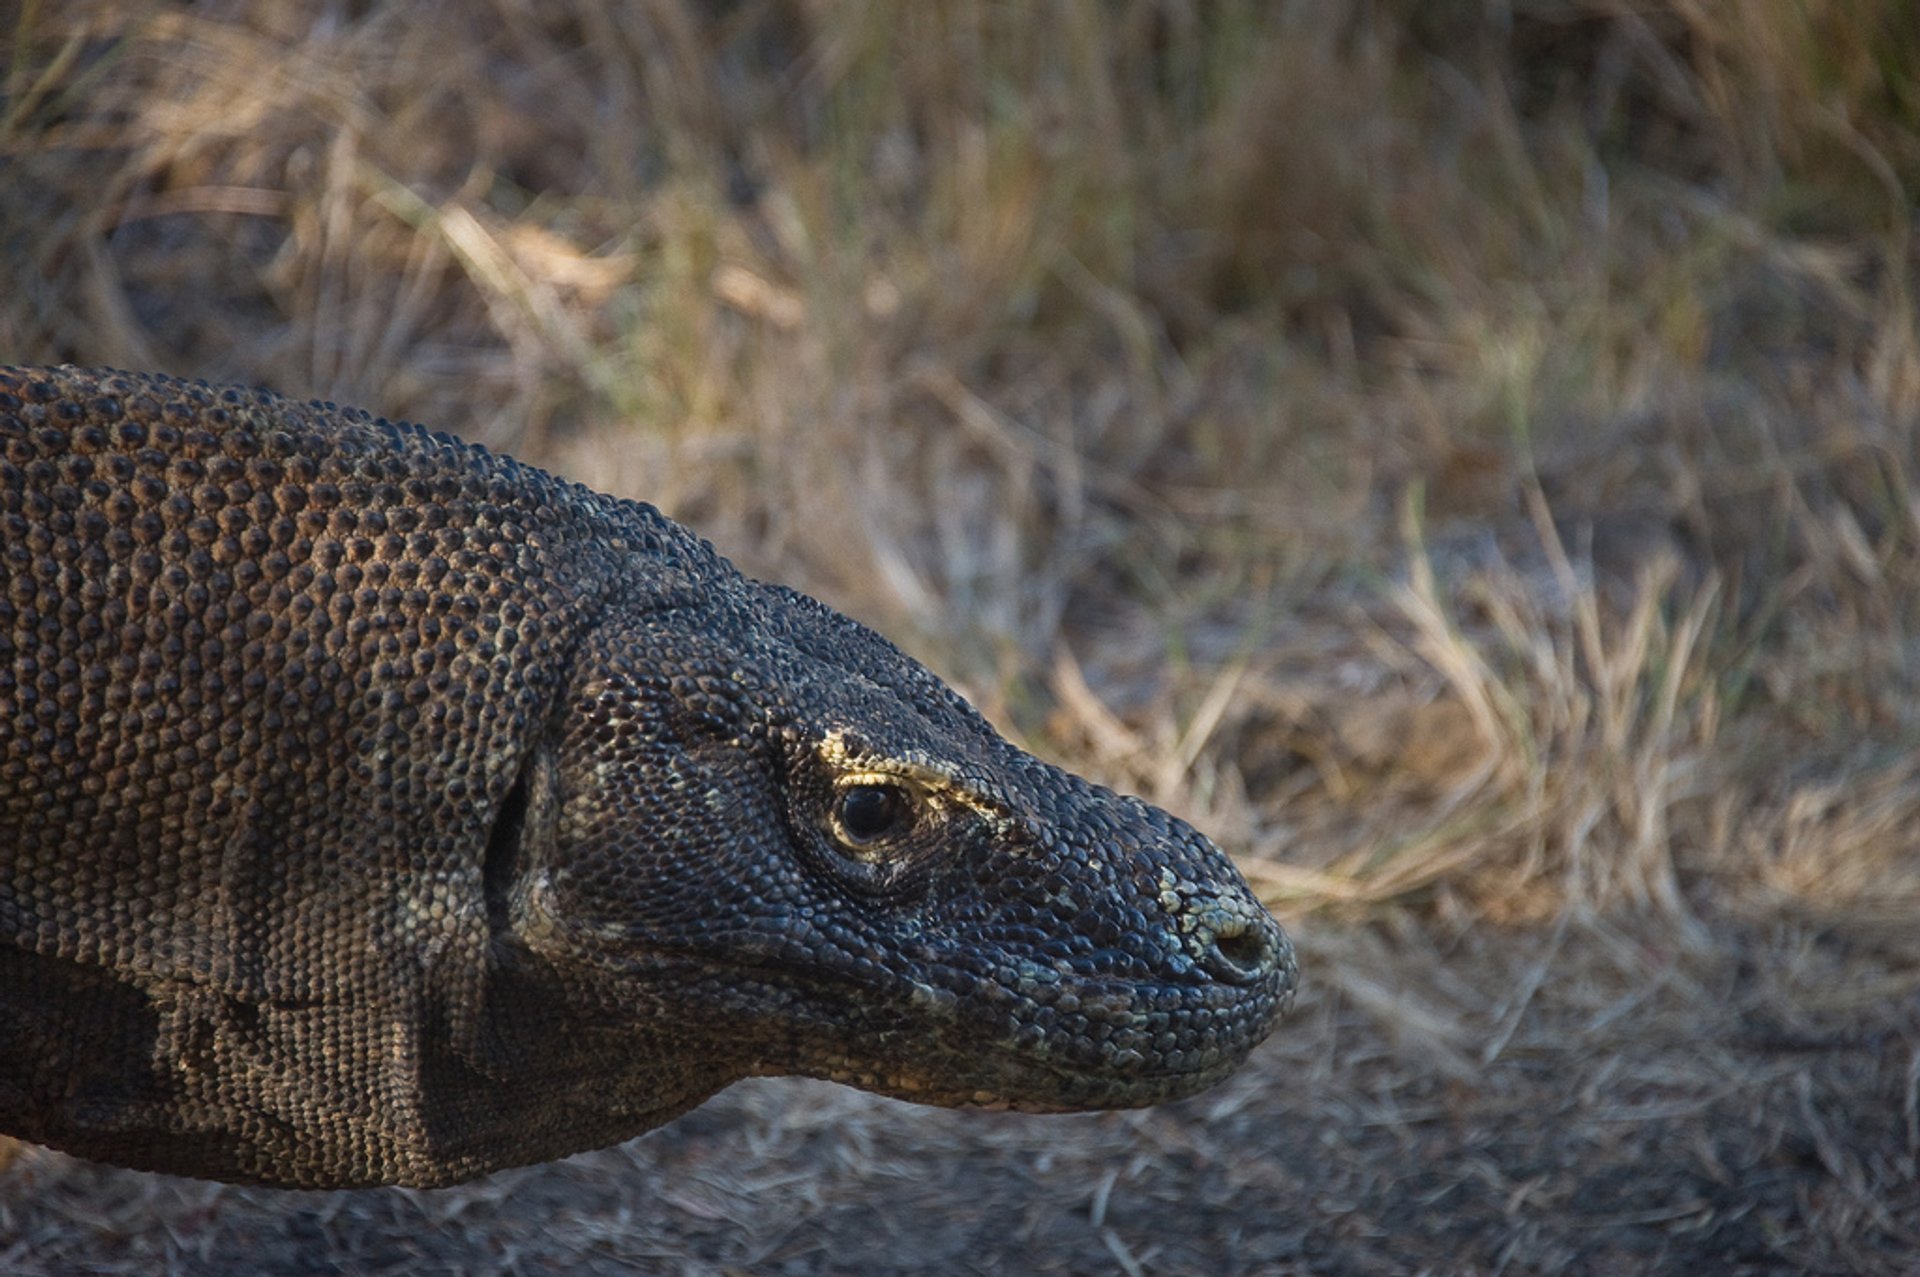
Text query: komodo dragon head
0 363 1294 1187
501 579 1297 1123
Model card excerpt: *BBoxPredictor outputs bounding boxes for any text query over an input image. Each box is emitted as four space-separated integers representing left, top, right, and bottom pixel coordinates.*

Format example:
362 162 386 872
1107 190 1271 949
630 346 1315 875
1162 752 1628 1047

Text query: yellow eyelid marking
820 730 1009 826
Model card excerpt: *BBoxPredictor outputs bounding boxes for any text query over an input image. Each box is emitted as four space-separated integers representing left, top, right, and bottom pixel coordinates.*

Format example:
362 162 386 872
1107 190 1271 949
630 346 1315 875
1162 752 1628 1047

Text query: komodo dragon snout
0 364 1296 1188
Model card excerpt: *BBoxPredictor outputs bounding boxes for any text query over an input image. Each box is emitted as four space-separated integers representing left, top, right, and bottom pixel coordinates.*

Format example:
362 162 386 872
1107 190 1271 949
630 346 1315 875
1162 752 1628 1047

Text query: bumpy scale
0 365 1296 1188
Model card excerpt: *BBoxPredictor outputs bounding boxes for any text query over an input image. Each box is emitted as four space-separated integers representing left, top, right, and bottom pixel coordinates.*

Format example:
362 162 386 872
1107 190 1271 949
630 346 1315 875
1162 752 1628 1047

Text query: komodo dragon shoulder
0 364 1295 1188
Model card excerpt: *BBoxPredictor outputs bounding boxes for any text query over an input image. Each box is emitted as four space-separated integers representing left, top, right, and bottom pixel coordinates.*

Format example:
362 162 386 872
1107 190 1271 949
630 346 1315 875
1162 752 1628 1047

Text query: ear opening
483 743 552 938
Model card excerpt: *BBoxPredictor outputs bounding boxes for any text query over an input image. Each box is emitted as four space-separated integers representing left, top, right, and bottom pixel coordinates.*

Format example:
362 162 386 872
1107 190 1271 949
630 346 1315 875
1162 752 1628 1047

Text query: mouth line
648 938 1295 1013
696 954 1284 1088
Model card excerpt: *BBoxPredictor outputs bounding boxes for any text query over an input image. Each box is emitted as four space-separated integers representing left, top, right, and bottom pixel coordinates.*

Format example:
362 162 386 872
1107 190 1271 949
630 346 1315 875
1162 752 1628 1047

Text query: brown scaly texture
0 365 1295 1189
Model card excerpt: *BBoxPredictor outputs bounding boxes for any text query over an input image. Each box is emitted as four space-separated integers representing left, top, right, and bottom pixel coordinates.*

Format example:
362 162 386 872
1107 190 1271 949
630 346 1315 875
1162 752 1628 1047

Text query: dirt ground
4 2 1920 1273
5 920 1915 1273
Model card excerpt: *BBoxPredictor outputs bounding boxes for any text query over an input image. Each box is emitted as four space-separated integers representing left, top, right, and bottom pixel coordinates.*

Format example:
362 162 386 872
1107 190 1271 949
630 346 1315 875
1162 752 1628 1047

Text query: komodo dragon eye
834 782 916 847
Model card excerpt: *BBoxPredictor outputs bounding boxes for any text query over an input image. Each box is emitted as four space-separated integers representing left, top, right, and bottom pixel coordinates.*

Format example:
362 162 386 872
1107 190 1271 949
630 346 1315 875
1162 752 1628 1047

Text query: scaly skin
0 365 1295 1188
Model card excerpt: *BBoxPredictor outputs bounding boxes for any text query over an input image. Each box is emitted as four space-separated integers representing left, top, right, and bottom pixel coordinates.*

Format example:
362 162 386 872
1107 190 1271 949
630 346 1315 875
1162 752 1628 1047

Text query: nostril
1204 923 1273 985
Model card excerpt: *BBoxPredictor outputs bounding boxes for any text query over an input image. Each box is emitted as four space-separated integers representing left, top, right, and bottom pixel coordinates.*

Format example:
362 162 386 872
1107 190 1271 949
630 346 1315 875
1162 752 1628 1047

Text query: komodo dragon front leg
0 364 1296 1188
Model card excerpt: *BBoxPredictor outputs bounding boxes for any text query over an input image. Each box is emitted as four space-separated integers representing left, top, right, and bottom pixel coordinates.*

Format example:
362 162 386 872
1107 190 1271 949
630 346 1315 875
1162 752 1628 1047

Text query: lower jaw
792 1054 1248 1113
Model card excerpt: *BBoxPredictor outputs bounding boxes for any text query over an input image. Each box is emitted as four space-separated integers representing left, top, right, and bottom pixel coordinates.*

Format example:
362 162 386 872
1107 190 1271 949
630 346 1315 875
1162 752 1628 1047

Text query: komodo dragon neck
0 365 1295 1188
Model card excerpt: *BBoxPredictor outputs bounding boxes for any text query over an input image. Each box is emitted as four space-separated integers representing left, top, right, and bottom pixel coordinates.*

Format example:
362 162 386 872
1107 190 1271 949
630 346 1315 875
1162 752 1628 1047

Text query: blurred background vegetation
3 2 1918 1271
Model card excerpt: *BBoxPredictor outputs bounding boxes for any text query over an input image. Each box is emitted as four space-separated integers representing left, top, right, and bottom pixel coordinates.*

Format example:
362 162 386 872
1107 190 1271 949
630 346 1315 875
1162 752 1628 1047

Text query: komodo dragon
0 364 1295 1189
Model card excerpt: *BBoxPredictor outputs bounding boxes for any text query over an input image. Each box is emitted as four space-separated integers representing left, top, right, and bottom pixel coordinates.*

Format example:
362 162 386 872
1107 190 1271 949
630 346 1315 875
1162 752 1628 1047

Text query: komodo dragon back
0 364 1296 1188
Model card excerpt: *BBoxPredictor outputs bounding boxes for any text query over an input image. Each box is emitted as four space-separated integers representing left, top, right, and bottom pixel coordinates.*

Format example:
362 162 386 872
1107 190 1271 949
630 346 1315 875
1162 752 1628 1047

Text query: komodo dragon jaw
0 364 1297 1189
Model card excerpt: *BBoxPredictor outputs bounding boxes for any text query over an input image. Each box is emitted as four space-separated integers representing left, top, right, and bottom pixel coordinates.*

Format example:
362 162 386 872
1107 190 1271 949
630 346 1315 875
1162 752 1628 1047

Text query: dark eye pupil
839 784 909 842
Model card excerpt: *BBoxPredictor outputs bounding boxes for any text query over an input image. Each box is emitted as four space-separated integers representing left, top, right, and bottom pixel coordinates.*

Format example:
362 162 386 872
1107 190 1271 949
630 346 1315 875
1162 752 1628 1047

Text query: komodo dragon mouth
0 363 1297 1189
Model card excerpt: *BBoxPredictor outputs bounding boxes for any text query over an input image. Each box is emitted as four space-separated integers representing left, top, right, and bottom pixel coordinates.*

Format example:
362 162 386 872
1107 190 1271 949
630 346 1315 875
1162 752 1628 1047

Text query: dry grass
4 2 1920 1272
